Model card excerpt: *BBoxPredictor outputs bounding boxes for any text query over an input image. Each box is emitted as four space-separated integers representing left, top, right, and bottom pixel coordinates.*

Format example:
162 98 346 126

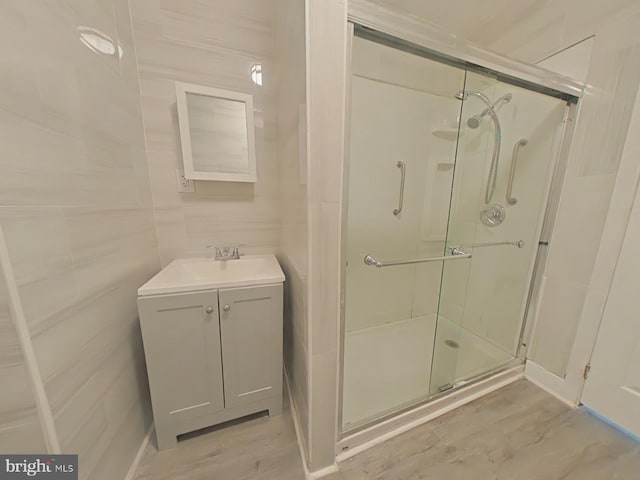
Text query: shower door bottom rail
363 248 471 268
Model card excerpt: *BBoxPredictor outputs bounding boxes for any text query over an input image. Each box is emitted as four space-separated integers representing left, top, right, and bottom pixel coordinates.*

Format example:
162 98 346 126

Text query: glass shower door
341 33 569 432
429 70 569 393
341 34 469 430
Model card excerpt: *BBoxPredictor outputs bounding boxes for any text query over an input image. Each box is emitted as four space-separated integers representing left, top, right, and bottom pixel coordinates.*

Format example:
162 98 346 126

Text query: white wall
480 0 640 64
371 0 639 65
536 37 594 84
130 0 281 266
0 1 160 478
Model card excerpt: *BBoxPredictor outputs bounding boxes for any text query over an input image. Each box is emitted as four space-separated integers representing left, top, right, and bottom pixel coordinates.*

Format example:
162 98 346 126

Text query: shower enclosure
340 29 573 431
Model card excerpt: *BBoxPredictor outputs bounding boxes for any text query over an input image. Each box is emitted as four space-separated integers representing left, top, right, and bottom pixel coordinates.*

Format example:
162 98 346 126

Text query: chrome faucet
207 245 242 261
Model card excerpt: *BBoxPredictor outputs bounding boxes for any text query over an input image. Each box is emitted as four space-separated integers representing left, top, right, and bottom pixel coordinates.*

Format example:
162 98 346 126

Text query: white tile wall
130 0 281 266
0 1 160 479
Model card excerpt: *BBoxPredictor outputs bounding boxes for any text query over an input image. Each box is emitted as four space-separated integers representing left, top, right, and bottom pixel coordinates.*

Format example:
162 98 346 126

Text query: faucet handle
231 244 245 259
206 245 223 258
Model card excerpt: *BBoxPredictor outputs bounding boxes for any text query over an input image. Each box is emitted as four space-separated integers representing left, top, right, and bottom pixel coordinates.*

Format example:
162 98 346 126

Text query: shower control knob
205 306 214 314
480 204 506 227
223 305 231 312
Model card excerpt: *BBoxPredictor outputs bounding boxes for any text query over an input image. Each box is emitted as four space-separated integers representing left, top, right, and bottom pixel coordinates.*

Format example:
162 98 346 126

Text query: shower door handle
507 139 527 205
393 161 406 216
363 249 471 268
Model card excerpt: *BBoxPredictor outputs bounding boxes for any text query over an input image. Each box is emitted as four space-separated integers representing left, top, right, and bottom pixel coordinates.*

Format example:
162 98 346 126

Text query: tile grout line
0 225 61 453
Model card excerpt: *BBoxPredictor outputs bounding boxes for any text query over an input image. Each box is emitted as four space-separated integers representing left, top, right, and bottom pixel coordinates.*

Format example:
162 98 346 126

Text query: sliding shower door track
337 361 524 458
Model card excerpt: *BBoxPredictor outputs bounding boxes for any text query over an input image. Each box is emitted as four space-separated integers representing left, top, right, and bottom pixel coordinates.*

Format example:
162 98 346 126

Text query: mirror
175 82 257 182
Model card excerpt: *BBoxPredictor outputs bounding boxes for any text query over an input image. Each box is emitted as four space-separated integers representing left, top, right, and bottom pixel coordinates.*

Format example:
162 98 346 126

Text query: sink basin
138 254 285 296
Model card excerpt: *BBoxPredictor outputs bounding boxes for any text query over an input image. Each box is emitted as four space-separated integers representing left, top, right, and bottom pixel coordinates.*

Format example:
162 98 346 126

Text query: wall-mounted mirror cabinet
176 82 257 182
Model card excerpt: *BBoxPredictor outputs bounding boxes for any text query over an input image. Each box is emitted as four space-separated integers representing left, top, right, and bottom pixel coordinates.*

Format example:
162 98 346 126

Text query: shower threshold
337 360 524 460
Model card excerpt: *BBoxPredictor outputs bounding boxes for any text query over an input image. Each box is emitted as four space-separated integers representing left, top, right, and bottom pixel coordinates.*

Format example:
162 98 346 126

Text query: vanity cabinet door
219 284 283 408
138 291 224 425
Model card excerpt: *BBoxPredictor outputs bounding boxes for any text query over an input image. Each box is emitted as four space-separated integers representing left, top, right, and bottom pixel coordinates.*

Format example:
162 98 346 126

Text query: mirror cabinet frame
175 81 257 182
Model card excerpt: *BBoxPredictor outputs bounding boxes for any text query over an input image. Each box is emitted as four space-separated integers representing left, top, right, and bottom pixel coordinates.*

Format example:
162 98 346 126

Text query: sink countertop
138 254 285 296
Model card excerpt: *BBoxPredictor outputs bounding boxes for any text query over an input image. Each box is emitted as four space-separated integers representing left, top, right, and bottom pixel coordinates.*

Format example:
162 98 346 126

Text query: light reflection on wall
77 26 123 58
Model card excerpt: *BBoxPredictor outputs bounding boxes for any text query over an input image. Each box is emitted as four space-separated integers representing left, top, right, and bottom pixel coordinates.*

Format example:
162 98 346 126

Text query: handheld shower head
453 89 508 204
467 115 482 129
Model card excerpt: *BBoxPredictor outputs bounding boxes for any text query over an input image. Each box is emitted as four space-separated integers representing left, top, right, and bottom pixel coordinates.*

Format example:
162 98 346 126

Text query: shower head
467 115 482 129
457 92 513 129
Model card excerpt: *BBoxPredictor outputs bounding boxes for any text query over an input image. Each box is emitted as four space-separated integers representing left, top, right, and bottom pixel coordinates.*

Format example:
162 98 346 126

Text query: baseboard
124 425 154 480
307 463 340 479
284 369 340 479
284 369 312 477
524 360 577 407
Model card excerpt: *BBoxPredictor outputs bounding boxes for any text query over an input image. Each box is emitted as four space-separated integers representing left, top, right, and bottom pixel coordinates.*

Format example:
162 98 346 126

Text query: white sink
138 254 285 296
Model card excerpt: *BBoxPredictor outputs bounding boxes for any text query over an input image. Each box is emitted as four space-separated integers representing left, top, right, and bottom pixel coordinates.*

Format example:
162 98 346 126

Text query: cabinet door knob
205 306 214 314
223 305 231 312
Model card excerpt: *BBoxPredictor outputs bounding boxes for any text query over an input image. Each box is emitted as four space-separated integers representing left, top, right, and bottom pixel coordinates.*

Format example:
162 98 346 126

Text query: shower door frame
337 0 583 448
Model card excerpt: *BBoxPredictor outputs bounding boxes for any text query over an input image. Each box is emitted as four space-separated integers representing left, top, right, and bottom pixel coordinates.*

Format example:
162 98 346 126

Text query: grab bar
364 247 471 268
507 139 527 205
393 161 406 216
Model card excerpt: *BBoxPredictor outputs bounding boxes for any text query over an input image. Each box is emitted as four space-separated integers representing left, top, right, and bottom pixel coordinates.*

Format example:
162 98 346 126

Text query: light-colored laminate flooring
134 380 640 480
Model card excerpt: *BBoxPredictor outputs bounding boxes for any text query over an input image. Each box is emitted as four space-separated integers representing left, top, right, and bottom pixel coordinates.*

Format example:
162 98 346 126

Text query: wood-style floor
134 380 640 480
133 393 305 480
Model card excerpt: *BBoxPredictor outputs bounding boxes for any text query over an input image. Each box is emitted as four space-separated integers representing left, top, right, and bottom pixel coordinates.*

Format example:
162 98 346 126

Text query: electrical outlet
176 169 195 193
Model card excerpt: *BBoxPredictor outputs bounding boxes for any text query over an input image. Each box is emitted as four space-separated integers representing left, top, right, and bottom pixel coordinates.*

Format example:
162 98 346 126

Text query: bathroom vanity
137 254 285 450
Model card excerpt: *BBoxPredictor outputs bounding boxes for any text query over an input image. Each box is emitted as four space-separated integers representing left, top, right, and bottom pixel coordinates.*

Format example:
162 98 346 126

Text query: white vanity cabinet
137 255 284 450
